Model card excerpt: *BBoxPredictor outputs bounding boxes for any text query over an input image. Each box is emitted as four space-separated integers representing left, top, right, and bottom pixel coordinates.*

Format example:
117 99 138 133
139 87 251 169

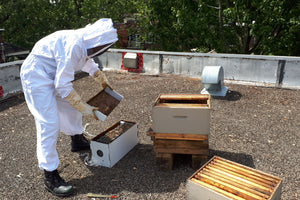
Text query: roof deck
1 71 299 199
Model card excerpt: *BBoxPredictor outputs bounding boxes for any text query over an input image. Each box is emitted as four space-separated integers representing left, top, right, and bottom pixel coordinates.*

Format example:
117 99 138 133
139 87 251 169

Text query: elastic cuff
89 68 99 76
61 129 84 136
61 87 74 99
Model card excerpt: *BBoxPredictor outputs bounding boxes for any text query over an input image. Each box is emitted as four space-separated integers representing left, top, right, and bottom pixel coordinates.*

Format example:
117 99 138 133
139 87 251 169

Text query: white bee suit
20 18 118 171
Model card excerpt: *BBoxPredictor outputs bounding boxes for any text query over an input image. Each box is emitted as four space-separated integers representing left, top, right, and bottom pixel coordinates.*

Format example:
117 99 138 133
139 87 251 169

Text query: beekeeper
20 18 118 197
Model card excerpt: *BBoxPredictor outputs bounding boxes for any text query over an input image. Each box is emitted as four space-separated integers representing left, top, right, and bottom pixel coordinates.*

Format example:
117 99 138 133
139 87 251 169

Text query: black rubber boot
71 134 90 152
44 170 73 197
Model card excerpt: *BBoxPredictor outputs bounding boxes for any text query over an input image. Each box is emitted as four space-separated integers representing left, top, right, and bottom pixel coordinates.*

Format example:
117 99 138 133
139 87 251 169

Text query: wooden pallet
147 132 209 171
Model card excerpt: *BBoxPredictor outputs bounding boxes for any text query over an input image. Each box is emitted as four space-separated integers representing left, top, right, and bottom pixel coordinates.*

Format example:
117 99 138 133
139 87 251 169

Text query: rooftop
0 71 299 199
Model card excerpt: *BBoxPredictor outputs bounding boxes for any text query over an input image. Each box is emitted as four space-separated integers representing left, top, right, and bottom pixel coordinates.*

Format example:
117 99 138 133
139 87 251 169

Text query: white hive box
187 156 282 200
90 121 138 168
151 94 211 135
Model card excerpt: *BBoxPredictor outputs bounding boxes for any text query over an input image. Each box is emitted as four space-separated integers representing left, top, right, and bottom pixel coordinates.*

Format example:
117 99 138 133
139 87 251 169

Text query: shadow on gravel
0 93 25 112
68 145 255 196
69 144 195 196
212 90 242 101
209 149 255 168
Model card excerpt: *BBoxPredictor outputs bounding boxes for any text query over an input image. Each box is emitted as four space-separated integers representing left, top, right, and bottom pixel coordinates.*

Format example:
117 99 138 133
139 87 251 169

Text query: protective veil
20 18 118 171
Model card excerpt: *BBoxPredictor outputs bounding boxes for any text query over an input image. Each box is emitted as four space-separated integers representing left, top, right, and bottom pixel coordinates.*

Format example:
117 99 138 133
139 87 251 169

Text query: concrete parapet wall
99 49 300 89
0 49 299 100
0 61 23 99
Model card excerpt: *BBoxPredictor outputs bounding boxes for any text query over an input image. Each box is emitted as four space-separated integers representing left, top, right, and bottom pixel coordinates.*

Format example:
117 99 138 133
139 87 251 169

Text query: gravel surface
0 71 299 200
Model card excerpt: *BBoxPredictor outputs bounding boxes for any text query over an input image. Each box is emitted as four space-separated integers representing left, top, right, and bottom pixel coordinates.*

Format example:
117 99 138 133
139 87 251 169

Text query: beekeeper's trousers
20 63 83 171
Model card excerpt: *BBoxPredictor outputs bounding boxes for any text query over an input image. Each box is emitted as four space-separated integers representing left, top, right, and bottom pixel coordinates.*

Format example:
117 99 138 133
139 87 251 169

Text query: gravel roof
0 71 299 199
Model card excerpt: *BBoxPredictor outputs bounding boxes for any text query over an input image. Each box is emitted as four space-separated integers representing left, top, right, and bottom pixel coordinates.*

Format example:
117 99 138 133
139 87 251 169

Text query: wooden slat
202 167 272 194
154 147 208 155
154 133 208 141
191 178 246 200
189 156 282 200
198 170 270 199
190 178 246 200
154 139 208 149
196 174 263 200
215 157 281 183
146 131 156 136
154 94 211 108
212 159 279 185
211 160 277 185
155 103 209 108
158 94 210 100
207 163 276 188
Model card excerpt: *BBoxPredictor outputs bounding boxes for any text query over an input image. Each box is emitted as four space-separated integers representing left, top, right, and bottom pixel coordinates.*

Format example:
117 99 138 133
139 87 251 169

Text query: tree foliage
0 0 81 48
0 0 299 56
136 0 299 55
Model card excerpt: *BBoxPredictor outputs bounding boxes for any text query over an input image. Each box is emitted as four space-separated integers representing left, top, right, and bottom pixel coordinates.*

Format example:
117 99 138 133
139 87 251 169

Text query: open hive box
87 87 123 121
89 121 138 168
187 156 282 200
151 94 211 135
